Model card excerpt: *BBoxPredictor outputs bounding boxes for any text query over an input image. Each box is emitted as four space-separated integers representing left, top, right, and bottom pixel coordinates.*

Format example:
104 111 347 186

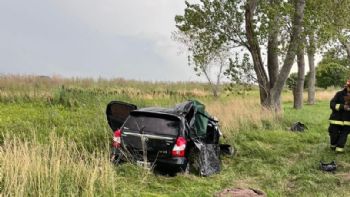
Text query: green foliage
175 0 230 74
304 0 334 49
316 62 349 88
174 0 247 87
225 53 255 85
304 0 350 56
287 72 309 90
224 53 255 94
320 49 349 67
286 73 298 90
304 71 310 88
316 49 350 89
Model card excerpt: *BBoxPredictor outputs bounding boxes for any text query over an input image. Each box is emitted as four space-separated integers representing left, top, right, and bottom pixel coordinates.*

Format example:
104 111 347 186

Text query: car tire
180 162 190 175
110 148 125 164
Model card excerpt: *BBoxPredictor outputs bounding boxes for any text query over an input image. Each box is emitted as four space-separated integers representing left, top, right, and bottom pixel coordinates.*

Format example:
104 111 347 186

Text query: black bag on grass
290 122 307 132
320 161 336 172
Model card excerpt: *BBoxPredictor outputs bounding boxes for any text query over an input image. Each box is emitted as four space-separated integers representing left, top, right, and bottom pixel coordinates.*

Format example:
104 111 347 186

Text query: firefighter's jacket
329 88 350 125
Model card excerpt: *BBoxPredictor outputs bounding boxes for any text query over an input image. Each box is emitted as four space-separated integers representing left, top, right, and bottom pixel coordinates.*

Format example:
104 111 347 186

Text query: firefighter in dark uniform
329 80 350 153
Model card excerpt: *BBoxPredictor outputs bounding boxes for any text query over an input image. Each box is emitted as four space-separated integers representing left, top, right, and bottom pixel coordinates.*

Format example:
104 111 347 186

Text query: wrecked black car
106 100 232 176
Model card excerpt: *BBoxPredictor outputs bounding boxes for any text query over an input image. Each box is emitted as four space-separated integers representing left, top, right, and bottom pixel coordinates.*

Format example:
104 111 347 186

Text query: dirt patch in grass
214 188 266 197
337 173 350 182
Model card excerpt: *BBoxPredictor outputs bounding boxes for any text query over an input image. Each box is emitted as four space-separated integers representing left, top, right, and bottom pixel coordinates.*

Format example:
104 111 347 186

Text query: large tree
303 0 350 105
176 0 305 112
329 0 350 63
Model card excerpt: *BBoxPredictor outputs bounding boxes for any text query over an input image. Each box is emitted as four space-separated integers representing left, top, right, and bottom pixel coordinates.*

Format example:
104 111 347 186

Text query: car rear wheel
110 148 125 164
180 162 190 174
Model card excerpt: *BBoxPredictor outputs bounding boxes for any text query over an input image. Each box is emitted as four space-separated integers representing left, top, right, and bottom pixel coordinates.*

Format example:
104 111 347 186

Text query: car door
106 101 137 131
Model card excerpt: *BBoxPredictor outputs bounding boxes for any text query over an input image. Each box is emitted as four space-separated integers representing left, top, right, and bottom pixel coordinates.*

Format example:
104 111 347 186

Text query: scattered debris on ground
319 161 337 172
290 122 307 132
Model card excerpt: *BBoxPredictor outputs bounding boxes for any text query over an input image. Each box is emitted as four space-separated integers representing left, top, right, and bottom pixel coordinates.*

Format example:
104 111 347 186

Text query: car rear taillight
113 129 121 148
172 137 187 157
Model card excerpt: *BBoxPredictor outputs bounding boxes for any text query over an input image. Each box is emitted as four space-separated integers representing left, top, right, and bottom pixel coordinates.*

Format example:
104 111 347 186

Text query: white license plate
136 161 152 168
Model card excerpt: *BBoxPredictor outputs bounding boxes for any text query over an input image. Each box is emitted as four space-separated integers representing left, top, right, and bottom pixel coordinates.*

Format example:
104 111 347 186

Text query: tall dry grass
0 74 213 104
0 133 122 196
206 97 278 137
282 90 337 103
314 90 337 101
207 89 335 136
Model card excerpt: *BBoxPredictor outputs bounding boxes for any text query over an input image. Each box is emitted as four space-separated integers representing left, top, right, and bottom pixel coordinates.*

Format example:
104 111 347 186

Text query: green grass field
1 76 349 196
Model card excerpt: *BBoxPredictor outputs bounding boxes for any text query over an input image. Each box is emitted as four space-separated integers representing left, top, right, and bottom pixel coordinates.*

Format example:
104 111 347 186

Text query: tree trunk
245 0 305 112
245 0 270 107
201 65 219 98
267 0 279 88
339 38 350 62
344 42 350 62
212 56 226 99
307 34 316 105
294 46 305 109
212 88 218 98
269 0 305 112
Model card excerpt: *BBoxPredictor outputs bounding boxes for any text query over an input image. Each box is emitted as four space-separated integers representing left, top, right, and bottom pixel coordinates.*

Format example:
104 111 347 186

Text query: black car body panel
106 101 137 131
120 109 185 162
107 100 227 175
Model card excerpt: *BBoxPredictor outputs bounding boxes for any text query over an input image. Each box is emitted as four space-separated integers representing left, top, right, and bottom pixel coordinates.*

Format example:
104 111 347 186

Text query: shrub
316 62 349 89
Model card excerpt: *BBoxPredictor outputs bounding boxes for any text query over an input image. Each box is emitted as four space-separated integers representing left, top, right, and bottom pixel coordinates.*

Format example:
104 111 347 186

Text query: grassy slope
1 80 350 196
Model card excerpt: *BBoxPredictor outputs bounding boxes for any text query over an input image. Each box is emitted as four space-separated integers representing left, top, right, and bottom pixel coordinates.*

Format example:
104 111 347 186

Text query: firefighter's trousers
329 124 350 148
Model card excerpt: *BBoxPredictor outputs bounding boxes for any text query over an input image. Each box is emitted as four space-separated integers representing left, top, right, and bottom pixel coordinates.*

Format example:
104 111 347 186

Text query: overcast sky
0 0 208 81
0 0 310 82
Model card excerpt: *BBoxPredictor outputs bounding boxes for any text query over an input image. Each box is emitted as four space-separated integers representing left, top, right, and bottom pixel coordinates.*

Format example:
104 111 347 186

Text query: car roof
130 107 183 119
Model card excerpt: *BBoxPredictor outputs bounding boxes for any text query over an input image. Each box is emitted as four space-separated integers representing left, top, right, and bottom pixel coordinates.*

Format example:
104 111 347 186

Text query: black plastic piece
320 161 337 172
290 122 308 132
189 141 221 176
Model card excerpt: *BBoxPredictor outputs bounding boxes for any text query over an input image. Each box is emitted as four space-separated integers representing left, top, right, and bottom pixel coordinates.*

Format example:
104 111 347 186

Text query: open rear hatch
121 111 181 161
106 101 137 131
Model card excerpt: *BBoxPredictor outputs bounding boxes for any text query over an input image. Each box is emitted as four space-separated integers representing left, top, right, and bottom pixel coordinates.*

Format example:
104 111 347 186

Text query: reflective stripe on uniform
329 120 344 125
336 147 345 152
344 121 350 126
336 104 341 111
